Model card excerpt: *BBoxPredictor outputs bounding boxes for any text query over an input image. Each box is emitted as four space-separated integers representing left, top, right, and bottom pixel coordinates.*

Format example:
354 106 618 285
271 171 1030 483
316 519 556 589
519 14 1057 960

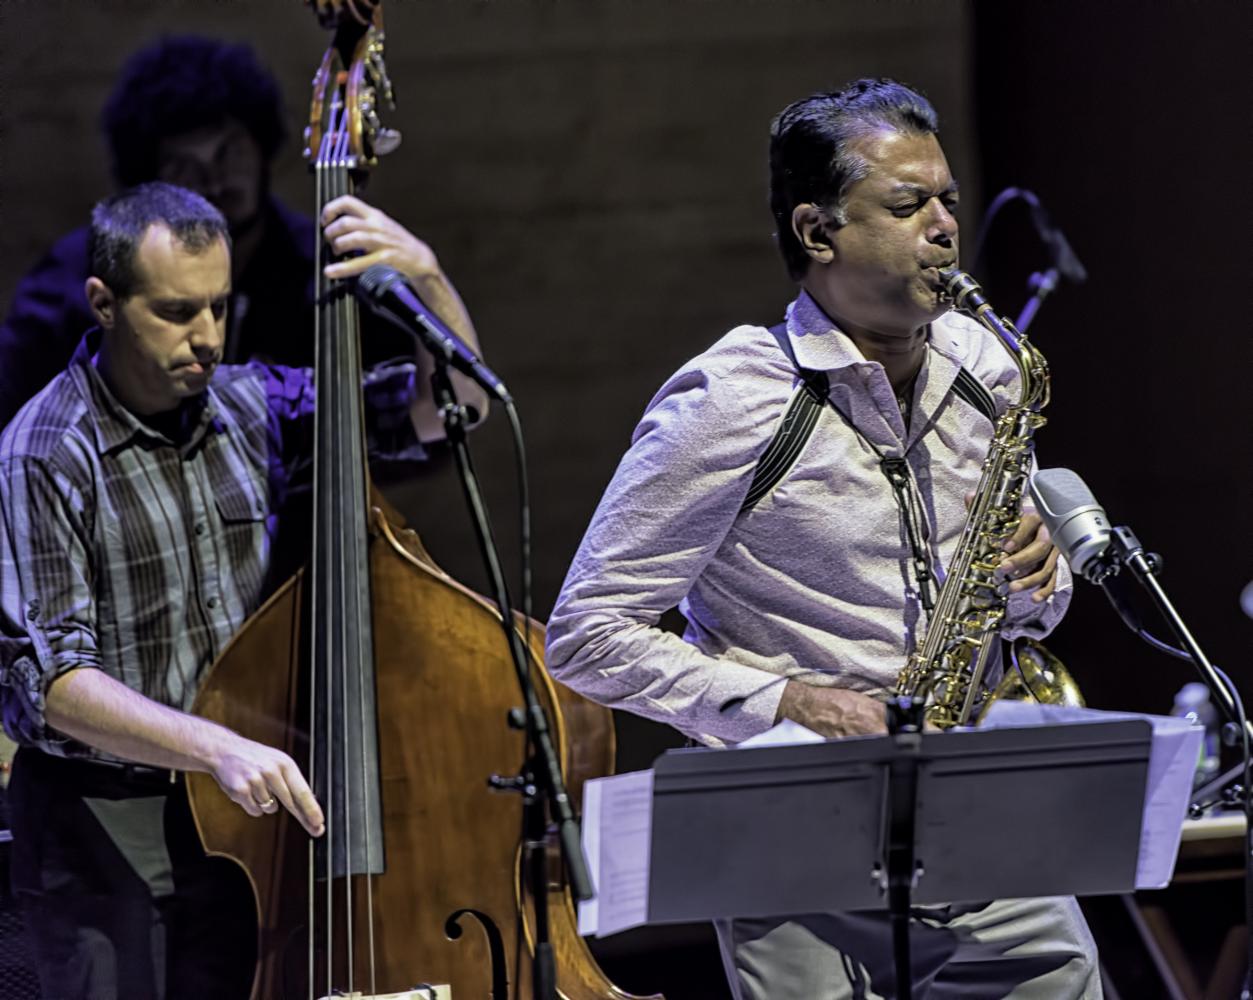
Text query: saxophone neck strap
739 323 827 513
741 322 997 513
739 320 1003 616
952 366 997 424
878 456 938 615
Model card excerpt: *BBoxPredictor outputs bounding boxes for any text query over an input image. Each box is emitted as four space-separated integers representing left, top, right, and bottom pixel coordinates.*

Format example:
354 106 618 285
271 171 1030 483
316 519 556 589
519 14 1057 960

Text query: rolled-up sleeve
1002 557 1072 644
545 363 790 746
0 455 99 753
261 361 428 495
362 361 428 464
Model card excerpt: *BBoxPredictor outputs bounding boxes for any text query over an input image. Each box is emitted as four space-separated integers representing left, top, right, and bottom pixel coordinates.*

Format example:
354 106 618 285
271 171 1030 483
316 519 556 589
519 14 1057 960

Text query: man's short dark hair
89 182 231 300
769 78 940 281
102 36 288 188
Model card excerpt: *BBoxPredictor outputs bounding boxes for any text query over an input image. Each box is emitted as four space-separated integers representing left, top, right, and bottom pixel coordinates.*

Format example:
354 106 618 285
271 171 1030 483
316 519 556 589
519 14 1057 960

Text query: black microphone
1028 468 1112 583
1026 200 1087 284
355 264 511 403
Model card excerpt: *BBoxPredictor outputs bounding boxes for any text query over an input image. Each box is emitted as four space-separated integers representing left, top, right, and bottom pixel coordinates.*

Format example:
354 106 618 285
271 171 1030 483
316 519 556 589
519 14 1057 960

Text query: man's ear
791 203 836 266
85 278 117 329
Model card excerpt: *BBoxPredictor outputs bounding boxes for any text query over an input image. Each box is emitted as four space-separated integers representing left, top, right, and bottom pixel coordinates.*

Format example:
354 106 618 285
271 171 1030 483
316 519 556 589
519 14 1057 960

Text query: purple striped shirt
0 330 423 757
546 291 1071 747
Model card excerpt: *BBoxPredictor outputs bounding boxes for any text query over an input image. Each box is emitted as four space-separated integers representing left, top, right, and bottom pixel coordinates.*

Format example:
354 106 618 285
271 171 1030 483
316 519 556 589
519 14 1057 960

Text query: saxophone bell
979 638 1086 718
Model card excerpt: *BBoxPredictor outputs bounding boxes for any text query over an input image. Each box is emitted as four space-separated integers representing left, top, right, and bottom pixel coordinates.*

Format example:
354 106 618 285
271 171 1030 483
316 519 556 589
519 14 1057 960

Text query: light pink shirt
546 291 1071 746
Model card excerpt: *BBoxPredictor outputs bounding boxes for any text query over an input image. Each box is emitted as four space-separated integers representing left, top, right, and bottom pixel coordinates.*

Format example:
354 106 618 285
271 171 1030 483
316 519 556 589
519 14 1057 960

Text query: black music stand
646 720 1152 1000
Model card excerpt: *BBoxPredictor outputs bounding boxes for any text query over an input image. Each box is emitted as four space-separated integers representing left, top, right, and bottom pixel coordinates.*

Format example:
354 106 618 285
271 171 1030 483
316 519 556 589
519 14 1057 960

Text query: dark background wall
970 13 1253 991
1 2 1250 997
973 0 1253 722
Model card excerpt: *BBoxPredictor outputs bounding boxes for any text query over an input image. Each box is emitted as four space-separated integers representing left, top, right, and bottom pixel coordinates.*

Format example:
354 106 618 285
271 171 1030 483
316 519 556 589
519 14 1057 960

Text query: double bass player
0 179 488 998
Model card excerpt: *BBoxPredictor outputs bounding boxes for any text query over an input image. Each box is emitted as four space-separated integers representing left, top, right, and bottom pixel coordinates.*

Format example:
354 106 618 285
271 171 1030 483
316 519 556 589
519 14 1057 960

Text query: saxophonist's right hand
775 681 889 738
964 492 1061 604
998 512 1061 603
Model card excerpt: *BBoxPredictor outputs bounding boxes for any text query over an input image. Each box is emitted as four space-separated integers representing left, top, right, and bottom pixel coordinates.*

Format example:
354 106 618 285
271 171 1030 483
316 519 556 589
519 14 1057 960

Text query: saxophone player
547 80 1096 999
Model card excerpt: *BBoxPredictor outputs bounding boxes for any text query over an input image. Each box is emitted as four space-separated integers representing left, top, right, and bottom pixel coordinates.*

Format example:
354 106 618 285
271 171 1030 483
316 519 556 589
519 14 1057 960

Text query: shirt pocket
212 473 270 564
211 473 271 612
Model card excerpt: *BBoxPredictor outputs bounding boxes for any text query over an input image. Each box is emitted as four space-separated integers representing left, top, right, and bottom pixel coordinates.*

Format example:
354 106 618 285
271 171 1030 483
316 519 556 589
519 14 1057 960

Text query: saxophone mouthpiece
938 268 988 315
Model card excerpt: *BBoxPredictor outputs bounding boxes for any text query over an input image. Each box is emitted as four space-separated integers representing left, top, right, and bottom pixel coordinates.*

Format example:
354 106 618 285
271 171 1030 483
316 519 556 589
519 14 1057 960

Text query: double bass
188 8 661 999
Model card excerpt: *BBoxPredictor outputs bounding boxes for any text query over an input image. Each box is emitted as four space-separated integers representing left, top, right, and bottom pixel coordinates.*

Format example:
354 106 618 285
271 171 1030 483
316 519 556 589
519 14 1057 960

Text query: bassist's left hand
321 195 441 286
318 194 490 441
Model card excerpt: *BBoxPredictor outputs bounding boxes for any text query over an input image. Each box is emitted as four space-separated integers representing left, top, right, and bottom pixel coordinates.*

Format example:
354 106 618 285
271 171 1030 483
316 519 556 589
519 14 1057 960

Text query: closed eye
891 201 925 218
891 193 960 218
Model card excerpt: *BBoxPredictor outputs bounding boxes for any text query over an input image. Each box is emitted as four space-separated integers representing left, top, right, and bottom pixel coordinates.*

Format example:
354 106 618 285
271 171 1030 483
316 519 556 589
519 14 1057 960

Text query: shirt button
194 522 206 536
206 596 220 609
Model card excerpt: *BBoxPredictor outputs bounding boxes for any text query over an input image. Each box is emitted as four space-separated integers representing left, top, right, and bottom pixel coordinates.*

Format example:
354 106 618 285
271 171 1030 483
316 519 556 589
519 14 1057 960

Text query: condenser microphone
1028 468 1113 583
355 264 511 403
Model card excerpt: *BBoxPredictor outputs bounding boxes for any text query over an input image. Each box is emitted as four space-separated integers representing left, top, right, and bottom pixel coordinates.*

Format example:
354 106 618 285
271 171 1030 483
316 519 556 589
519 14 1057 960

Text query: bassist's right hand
43 668 327 838
209 735 326 838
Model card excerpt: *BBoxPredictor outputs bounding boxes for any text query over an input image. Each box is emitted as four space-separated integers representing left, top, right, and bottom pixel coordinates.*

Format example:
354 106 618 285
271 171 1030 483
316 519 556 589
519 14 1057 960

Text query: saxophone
893 268 1080 728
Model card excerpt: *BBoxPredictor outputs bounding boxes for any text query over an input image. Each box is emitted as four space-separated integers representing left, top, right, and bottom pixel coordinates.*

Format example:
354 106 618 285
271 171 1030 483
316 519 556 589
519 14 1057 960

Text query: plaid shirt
0 329 424 757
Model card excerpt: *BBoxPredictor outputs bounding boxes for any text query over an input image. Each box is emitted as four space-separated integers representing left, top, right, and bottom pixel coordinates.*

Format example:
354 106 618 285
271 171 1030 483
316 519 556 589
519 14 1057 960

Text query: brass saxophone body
893 268 1060 729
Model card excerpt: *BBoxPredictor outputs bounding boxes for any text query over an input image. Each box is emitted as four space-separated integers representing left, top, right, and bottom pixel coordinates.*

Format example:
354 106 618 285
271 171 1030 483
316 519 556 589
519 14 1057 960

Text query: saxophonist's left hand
998 512 1061 603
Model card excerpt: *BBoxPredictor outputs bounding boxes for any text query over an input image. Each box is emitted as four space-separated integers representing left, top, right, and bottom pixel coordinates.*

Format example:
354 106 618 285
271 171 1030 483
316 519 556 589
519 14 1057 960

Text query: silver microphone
1028 468 1113 583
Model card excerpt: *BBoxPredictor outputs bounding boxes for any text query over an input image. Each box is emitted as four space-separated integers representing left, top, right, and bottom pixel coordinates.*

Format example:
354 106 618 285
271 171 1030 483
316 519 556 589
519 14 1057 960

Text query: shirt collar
784 290 869 372
785 289 971 375
68 328 219 455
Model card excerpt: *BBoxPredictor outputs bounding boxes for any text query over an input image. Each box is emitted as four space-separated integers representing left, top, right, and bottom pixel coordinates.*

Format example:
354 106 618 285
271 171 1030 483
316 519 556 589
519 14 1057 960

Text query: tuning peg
374 128 402 156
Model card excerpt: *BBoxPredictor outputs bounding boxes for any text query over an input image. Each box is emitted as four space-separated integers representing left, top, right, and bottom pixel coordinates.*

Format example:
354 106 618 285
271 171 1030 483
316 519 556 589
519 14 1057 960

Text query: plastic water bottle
1171 682 1221 789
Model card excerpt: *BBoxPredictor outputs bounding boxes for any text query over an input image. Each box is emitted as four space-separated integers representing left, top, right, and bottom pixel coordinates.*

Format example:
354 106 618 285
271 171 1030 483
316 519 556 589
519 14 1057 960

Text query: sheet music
578 721 823 937
582 707 1198 935
578 768 654 937
737 718 825 748
980 702 1202 888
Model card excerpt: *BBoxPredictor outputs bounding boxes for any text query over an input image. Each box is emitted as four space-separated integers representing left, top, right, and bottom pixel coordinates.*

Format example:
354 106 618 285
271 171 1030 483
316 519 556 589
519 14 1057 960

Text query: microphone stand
1013 267 1059 334
428 357 594 1000
1094 526 1241 730
883 696 928 1000
1091 525 1253 998
970 186 1085 335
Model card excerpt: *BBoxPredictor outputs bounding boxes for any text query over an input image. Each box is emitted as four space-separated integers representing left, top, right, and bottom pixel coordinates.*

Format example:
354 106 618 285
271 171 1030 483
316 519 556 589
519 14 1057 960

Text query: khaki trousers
716 896 1102 999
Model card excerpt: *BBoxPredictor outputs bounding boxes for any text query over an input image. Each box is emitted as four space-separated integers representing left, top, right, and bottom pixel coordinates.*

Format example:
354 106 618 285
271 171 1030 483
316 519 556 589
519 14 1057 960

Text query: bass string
309 88 382 997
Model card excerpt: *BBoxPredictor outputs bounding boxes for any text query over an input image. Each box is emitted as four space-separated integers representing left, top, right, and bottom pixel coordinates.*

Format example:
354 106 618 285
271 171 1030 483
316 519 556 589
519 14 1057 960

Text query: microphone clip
1096 525 1164 583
